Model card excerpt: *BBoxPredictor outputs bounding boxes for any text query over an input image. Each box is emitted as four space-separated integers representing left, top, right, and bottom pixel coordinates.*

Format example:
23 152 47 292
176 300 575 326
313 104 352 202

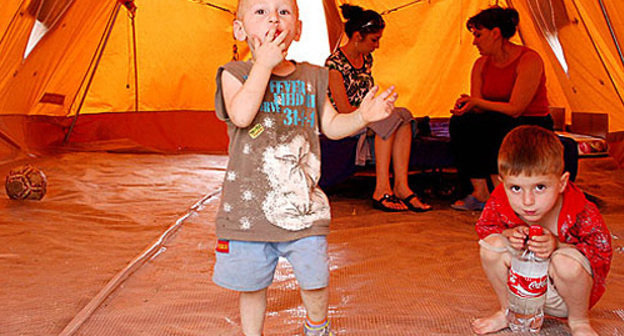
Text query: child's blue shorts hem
212 278 270 292
212 235 329 292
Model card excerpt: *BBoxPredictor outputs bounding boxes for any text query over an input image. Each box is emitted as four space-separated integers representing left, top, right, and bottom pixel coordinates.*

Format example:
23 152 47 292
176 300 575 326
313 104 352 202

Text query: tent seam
57 188 222 336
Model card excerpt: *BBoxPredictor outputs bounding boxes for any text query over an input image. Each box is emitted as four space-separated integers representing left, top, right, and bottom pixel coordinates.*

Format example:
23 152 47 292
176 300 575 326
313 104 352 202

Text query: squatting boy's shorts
479 234 593 318
212 235 329 292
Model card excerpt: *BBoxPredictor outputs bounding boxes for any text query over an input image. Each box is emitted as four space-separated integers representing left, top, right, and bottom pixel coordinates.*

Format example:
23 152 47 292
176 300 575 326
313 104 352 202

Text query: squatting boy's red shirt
476 182 612 308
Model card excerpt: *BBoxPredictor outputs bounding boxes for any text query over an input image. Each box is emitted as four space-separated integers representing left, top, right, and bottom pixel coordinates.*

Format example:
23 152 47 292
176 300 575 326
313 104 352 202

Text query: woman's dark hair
340 4 385 38
466 6 519 39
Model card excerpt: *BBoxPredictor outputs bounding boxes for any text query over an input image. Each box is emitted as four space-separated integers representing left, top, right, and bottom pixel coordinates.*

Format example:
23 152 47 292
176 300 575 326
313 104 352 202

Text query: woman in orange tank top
449 6 554 212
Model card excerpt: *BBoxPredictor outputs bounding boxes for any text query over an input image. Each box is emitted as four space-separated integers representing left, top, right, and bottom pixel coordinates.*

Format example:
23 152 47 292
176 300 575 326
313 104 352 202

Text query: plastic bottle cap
529 225 543 237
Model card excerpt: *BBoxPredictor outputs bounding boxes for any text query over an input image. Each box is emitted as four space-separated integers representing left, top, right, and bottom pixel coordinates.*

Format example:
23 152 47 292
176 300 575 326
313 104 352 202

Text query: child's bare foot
569 319 598 336
471 310 508 335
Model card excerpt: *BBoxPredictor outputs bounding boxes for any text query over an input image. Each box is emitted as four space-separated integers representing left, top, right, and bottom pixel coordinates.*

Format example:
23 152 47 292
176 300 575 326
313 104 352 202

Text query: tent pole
570 0 624 110
63 4 122 144
0 130 22 151
597 0 624 69
506 0 527 46
130 13 139 113
380 0 426 15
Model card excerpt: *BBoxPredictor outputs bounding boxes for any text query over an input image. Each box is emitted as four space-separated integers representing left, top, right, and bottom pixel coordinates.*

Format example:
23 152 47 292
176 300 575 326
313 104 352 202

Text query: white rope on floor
58 188 222 336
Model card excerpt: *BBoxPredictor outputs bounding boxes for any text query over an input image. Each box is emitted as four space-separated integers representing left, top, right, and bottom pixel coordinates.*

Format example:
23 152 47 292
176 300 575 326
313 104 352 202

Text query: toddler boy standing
213 0 397 335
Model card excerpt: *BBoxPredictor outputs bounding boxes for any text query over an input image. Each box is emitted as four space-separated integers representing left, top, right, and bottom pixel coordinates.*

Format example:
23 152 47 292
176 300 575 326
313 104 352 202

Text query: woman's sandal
372 194 407 212
450 195 485 211
401 193 433 212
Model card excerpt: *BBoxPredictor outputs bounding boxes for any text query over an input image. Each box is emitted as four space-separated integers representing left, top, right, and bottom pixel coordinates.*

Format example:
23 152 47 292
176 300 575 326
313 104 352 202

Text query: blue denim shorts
212 235 329 292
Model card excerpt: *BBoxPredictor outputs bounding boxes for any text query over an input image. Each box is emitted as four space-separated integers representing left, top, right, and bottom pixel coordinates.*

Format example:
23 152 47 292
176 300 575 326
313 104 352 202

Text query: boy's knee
240 288 268 297
550 253 589 281
479 234 509 259
301 286 328 297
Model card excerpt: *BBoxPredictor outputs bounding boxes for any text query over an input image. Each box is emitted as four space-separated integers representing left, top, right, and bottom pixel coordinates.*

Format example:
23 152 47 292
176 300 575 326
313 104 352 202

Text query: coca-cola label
508 267 548 298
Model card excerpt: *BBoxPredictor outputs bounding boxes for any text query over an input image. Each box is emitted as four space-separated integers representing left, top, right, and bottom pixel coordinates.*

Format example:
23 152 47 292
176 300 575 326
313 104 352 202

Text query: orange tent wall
1 0 624 164
0 0 23 35
335 0 490 120
525 0 624 127
0 0 117 154
329 0 624 165
570 0 624 130
331 0 623 124
63 0 244 153
510 0 624 163
0 0 246 155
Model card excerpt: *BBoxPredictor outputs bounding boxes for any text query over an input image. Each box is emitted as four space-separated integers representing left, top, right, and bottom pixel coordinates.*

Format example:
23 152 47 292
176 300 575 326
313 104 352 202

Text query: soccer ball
5 164 47 200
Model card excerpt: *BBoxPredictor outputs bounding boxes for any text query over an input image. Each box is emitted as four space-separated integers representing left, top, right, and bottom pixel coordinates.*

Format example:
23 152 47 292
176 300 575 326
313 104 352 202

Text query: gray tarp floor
0 152 622 335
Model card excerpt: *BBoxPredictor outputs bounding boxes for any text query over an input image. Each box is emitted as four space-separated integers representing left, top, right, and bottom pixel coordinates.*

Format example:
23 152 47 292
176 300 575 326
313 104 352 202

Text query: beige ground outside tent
0 0 623 165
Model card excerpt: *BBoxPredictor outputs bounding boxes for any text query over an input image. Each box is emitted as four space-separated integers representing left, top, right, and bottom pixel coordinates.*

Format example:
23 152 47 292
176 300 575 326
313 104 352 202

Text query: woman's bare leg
373 132 407 210
391 123 430 210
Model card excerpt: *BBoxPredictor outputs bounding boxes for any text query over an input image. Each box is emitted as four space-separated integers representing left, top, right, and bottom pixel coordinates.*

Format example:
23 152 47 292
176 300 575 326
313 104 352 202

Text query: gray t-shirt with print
214 60 331 242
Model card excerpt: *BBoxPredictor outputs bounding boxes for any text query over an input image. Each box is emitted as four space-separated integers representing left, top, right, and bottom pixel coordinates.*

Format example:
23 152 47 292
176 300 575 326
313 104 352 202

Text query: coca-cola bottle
506 225 550 333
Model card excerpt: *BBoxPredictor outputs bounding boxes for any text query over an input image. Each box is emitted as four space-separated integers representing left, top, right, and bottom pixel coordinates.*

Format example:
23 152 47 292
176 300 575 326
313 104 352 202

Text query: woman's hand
251 26 288 70
450 94 477 116
358 85 398 123
527 228 557 259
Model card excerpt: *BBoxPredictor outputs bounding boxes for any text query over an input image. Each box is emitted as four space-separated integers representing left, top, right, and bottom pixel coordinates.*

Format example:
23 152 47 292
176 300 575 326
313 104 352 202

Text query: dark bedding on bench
319 119 578 190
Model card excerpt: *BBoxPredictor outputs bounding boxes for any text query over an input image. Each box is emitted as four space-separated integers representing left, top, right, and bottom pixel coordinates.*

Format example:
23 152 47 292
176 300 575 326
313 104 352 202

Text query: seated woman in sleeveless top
325 4 432 213
449 6 553 211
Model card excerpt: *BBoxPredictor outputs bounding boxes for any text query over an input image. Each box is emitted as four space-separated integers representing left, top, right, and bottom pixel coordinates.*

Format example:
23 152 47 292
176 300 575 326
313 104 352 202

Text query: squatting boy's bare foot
471 310 508 335
569 319 598 336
